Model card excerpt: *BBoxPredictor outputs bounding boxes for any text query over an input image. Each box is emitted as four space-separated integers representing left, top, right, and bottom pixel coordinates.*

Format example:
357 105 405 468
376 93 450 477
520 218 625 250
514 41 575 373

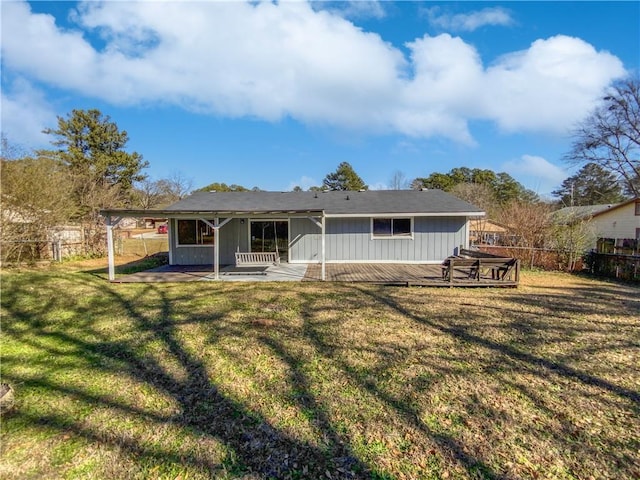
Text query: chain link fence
1 231 168 265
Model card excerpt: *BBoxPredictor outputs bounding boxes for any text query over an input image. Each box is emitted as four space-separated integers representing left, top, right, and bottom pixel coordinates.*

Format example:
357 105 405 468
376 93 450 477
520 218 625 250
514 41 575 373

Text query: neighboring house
1 205 83 261
554 197 640 248
102 190 484 280
469 218 508 245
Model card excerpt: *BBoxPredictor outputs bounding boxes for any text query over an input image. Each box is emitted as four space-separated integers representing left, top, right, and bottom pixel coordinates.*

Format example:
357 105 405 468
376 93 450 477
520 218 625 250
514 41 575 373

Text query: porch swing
234 220 281 267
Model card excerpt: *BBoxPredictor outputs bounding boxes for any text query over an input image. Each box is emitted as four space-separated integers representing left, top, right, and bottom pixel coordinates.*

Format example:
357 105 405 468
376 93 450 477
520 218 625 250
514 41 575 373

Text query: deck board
304 263 518 287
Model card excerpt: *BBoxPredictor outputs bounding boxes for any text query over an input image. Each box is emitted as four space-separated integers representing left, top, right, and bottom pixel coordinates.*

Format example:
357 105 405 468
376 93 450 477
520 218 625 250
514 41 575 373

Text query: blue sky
2 1 638 196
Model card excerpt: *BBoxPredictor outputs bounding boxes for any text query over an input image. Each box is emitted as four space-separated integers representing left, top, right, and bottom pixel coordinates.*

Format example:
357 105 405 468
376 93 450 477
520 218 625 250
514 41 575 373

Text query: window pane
177 220 196 244
393 218 411 236
373 218 392 236
199 220 215 244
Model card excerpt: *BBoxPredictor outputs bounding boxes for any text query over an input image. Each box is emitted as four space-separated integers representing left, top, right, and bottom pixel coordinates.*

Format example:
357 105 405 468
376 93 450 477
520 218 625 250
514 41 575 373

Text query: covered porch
101 208 329 282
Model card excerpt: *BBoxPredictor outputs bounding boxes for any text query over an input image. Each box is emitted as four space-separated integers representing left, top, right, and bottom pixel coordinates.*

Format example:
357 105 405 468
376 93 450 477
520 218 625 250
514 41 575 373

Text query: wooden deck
303 263 518 287
113 262 518 287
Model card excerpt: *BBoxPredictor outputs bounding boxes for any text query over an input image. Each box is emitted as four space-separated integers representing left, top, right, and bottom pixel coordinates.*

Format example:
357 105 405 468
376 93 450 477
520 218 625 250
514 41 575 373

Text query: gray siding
171 216 467 265
290 218 321 262
288 216 467 263
170 218 248 265
219 218 249 264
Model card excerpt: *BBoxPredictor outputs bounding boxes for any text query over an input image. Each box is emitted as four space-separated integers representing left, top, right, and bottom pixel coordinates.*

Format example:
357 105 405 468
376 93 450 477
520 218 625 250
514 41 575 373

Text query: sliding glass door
250 220 289 262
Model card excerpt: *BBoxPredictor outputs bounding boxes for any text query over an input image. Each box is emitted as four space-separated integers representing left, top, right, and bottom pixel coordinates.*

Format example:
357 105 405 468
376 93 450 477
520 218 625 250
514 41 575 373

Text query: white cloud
482 36 625 133
369 181 389 191
1 78 57 147
315 1 386 20
0 1 628 145
287 176 319 191
502 154 567 194
424 7 514 32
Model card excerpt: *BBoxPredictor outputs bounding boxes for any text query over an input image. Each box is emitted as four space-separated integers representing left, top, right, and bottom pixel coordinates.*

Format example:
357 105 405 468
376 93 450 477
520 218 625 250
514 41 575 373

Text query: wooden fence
585 252 640 282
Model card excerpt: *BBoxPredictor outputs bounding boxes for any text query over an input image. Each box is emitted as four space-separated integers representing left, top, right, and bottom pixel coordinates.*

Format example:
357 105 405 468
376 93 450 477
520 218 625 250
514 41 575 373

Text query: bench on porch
234 252 280 266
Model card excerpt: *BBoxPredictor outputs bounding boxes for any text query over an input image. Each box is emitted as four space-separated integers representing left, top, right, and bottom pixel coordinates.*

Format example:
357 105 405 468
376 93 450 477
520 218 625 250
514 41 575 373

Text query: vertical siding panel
337 219 343 261
169 215 470 265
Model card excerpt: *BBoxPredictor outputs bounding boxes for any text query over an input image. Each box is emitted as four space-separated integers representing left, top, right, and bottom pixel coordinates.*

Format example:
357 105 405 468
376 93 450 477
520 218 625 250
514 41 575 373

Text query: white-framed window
371 217 413 239
176 219 214 246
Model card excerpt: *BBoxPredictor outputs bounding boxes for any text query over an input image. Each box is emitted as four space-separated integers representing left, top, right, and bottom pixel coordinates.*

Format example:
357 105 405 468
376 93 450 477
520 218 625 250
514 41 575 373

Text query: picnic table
441 249 519 284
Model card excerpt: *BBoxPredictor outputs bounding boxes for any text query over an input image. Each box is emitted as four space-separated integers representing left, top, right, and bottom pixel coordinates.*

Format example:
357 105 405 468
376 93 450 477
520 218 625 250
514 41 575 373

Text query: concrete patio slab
113 263 308 283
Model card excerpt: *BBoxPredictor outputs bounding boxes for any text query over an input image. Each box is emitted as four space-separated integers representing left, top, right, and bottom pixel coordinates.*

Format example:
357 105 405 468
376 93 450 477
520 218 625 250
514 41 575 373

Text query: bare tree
1 154 75 262
498 201 552 268
451 183 500 245
450 183 498 216
1 134 28 160
389 170 409 190
161 171 193 201
566 77 640 196
133 172 194 210
132 179 164 210
551 210 597 271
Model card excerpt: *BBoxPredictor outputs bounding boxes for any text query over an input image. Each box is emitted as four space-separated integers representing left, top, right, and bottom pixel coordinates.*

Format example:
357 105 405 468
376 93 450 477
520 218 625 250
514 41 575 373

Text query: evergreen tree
195 182 251 192
552 163 625 206
43 109 147 193
322 162 368 191
41 109 148 253
412 168 537 204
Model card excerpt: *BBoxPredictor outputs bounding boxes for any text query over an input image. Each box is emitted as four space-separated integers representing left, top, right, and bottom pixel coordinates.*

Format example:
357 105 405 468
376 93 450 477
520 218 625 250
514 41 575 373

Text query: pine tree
322 162 368 191
552 163 625 206
41 109 148 253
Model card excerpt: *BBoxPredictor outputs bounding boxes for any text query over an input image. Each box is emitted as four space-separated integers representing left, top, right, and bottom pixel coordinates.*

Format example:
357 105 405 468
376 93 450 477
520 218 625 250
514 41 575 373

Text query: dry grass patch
1 265 638 479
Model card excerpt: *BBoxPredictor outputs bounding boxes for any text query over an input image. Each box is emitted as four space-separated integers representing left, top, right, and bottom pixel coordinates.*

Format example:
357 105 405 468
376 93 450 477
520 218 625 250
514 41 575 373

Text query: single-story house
554 197 640 248
101 189 484 280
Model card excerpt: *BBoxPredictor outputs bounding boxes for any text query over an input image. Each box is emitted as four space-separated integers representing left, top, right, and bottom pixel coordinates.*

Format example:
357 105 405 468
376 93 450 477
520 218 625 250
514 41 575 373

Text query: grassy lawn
1 261 639 479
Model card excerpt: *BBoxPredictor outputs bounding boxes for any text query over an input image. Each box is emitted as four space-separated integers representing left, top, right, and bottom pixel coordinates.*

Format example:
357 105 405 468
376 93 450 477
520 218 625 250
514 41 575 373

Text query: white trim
321 214 326 281
105 215 122 281
214 217 220 280
464 219 470 248
175 218 215 247
370 217 414 240
306 216 323 229
248 218 290 258
325 212 484 218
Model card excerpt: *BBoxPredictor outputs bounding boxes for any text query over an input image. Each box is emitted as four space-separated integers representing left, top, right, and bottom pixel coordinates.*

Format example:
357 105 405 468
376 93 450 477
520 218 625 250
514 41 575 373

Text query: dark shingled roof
165 190 484 215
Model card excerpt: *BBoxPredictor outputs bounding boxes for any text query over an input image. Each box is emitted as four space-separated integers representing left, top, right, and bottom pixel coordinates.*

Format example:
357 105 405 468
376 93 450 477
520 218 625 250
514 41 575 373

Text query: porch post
321 214 326 281
214 217 220 281
106 217 116 281
105 216 122 281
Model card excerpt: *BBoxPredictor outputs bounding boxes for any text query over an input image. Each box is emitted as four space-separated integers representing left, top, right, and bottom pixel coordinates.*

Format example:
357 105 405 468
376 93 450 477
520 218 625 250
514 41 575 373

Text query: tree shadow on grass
3 272 638 479
293 290 503 479
346 283 639 475
1 273 370 479
357 285 639 405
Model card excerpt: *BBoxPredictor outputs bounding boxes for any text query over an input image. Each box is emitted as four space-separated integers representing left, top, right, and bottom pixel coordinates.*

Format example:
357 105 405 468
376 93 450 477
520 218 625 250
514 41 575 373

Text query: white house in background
555 197 640 247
